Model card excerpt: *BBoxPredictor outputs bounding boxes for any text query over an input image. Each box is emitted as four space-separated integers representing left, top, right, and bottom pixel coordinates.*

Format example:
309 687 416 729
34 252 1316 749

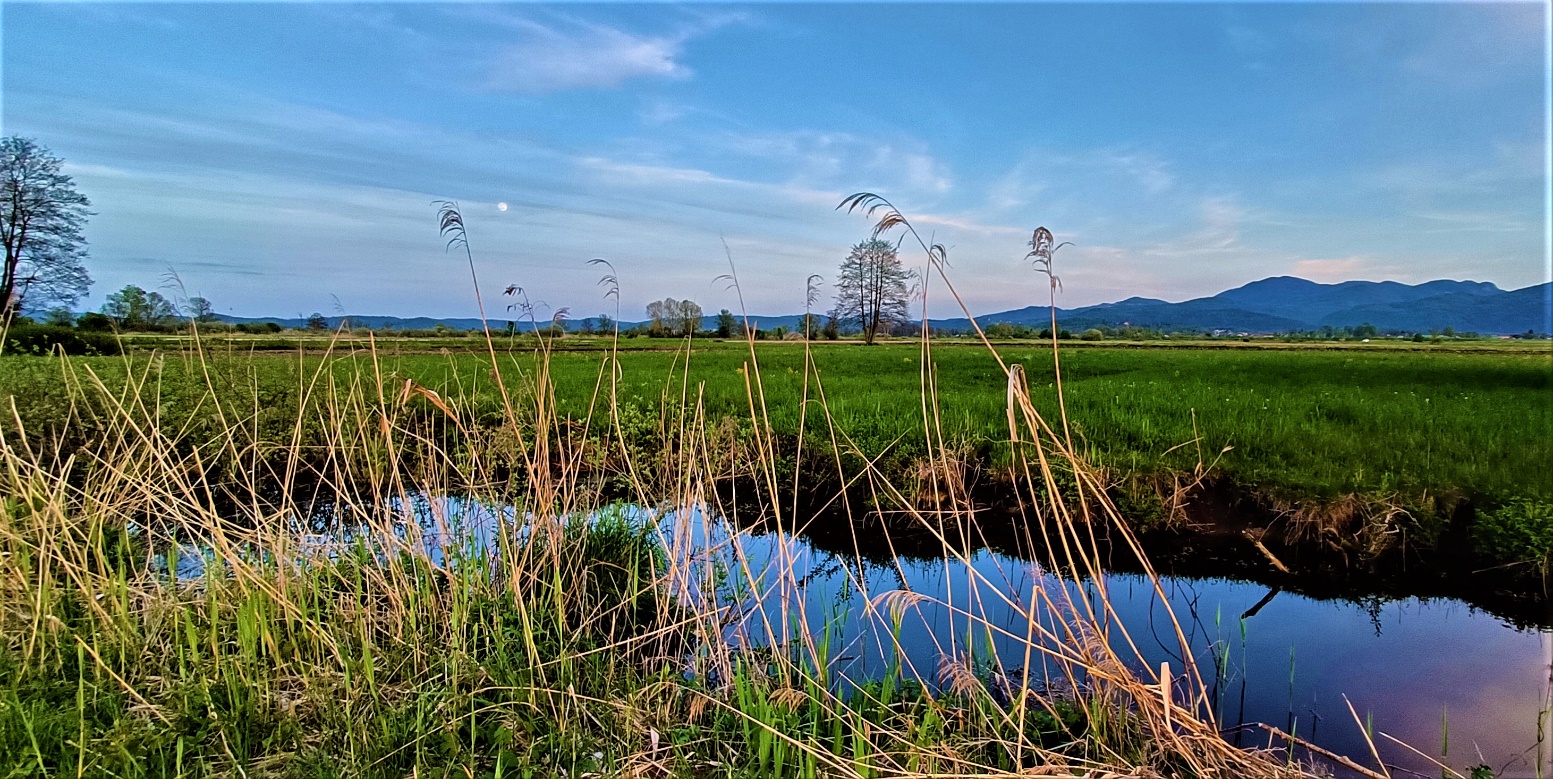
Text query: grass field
2 329 1350 778
5 336 1548 506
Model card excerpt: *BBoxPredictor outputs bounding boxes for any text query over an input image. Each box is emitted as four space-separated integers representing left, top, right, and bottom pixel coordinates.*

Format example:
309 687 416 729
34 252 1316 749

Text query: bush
235 322 284 334
1473 498 1553 568
75 312 114 331
1079 328 1105 342
2 325 122 356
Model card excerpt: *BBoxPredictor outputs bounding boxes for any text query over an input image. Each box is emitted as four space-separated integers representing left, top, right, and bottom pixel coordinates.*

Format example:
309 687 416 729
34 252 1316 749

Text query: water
161 495 1551 778
677 518 1550 779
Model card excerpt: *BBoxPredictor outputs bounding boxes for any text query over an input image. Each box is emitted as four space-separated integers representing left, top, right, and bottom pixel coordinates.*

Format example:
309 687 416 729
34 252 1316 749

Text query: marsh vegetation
0 198 1548 778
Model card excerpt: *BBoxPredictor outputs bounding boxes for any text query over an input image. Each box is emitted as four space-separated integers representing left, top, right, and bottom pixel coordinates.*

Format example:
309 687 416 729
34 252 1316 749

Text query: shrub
1473 498 1553 568
235 322 284 334
75 312 114 331
1080 328 1105 342
2 325 121 356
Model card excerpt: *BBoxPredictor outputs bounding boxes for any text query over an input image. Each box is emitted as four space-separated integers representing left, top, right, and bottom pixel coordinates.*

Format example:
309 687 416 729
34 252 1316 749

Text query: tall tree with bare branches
829 238 912 345
1 137 92 316
646 297 702 337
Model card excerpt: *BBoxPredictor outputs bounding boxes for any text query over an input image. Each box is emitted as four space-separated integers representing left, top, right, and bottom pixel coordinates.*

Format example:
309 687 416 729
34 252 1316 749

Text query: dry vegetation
0 198 1464 777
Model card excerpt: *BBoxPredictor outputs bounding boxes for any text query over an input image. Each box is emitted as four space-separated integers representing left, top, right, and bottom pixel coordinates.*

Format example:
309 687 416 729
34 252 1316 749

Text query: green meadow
5 337 1548 506
3 332 1550 777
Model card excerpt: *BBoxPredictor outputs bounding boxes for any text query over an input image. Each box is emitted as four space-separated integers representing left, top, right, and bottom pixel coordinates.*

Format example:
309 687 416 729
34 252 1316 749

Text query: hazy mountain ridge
215 277 1552 335
942 277 1551 335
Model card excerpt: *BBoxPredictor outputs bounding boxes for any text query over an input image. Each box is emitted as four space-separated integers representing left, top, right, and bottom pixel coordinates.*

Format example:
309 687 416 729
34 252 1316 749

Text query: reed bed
0 200 1392 778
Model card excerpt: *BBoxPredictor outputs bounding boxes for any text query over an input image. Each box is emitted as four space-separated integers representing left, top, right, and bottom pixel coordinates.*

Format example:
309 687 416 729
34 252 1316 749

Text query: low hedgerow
2 325 122 356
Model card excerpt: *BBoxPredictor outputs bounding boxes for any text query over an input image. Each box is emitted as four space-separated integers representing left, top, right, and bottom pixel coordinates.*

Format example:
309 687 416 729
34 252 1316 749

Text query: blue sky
3 2 1546 319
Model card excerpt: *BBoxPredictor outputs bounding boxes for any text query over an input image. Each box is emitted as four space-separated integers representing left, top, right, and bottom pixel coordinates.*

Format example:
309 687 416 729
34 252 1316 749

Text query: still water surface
164 495 1550 778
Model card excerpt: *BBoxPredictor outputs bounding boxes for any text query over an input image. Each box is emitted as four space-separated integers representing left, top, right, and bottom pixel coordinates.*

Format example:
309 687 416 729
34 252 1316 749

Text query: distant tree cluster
645 298 703 337
102 285 179 329
983 322 1077 340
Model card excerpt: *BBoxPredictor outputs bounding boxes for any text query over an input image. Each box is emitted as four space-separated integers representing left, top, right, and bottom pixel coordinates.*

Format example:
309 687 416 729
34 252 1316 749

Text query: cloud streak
483 20 690 93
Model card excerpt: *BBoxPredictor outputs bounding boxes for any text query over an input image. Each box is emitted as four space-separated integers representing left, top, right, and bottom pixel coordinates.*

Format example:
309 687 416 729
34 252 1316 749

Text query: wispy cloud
1142 197 1247 259
485 23 687 93
9 1 1542 316
1417 211 1531 234
982 147 1174 221
473 13 741 94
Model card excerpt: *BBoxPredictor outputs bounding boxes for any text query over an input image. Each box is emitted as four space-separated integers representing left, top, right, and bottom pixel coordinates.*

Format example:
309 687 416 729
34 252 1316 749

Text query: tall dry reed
0 199 1398 778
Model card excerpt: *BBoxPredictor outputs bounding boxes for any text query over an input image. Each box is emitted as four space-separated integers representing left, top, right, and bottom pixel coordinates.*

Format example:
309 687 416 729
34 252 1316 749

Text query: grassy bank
0 326 1339 778
5 338 1548 507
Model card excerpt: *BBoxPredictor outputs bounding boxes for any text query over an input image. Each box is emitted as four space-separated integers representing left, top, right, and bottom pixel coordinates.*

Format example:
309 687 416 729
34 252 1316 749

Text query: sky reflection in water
162 496 1550 779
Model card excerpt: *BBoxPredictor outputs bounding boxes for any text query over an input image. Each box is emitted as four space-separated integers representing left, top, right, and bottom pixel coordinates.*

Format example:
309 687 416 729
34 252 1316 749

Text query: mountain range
936 277 1553 335
217 277 1553 336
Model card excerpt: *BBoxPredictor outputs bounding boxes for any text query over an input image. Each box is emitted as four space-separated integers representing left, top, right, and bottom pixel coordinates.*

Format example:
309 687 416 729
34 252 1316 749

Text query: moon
497 202 508 212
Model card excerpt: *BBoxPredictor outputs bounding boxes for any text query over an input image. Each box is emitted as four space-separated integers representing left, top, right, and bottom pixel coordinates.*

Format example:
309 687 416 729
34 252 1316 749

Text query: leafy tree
716 309 736 339
822 315 840 341
1 137 93 315
597 313 615 334
75 311 112 331
798 314 824 340
101 285 176 330
986 322 1018 340
186 296 217 323
42 306 74 327
307 312 328 331
829 238 913 345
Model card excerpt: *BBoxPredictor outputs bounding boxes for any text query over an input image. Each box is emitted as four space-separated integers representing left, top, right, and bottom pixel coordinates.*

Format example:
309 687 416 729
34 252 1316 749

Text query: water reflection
157 495 1551 779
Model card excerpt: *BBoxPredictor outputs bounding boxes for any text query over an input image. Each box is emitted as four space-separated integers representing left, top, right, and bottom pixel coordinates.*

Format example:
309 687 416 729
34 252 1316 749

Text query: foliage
1 324 121 356
1472 498 1553 568
0 136 93 314
75 311 113 331
42 306 74 326
102 284 178 330
716 308 737 338
186 295 217 323
235 321 284 334
822 315 840 340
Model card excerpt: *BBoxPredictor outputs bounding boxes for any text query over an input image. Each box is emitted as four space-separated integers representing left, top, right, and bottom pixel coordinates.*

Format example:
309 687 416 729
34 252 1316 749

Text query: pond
161 494 1551 779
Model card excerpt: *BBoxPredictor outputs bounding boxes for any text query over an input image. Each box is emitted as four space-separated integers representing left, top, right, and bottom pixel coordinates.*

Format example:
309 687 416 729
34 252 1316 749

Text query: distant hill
939 278 1550 335
215 277 1552 337
1311 282 1552 335
1212 277 1502 322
